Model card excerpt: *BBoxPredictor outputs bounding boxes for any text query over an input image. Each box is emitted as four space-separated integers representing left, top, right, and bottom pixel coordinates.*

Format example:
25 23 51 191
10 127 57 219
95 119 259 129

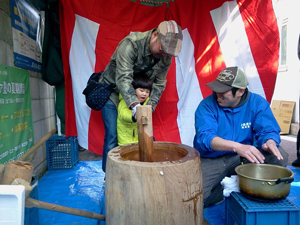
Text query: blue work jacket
193 92 281 158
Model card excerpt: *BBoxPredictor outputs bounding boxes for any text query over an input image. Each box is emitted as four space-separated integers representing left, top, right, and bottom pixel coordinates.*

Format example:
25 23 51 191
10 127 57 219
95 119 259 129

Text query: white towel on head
221 175 240 197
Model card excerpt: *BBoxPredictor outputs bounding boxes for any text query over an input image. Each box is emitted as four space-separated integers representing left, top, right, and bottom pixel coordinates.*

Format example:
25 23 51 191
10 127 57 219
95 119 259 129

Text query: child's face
135 88 150 103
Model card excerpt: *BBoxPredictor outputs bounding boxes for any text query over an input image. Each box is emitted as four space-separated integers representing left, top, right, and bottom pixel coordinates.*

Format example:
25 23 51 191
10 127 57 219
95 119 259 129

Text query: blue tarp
37 161 105 225
33 161 300 225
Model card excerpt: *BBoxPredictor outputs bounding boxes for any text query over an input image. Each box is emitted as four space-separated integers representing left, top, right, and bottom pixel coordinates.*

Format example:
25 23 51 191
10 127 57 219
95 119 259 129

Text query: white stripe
69 15 100 149
176 29 203 147
210 0 266 98
170 20 178 33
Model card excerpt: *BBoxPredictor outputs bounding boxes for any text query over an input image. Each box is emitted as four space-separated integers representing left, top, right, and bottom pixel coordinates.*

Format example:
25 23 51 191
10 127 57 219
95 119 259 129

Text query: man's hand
211 137 265 164
235 144 265 164
262 139 283 161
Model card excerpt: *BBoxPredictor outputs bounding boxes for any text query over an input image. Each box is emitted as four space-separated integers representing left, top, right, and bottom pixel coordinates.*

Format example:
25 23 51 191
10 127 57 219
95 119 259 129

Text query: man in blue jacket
193 66 288 207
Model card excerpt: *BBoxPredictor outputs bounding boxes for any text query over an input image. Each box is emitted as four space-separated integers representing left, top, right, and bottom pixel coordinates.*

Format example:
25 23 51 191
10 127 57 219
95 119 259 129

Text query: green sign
0 64 34 164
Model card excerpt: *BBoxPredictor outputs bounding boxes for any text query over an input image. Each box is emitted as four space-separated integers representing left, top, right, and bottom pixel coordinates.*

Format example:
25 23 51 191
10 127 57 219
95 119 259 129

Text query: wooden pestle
25 198 105 220
136 105 154 162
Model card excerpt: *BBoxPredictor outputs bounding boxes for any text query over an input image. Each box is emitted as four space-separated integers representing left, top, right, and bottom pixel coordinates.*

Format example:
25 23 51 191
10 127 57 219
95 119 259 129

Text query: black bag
82 72 115 111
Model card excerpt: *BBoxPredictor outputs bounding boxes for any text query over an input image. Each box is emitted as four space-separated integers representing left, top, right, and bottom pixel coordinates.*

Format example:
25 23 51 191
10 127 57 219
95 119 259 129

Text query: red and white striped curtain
59 0 279 155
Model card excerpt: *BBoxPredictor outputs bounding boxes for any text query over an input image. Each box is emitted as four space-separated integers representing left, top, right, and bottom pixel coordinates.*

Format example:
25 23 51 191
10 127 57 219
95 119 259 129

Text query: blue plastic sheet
38 161 105 225
36 162 300 225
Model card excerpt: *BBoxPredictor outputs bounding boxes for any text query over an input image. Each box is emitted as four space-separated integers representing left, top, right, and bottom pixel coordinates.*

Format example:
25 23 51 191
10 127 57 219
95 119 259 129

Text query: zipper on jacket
231 111 234 140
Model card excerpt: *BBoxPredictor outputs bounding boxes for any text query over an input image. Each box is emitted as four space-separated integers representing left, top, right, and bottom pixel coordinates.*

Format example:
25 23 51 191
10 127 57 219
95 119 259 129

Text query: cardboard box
271 100 295 134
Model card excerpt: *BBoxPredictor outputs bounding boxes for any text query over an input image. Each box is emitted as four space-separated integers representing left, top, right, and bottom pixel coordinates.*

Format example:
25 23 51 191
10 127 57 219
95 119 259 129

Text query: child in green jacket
117 74 153 145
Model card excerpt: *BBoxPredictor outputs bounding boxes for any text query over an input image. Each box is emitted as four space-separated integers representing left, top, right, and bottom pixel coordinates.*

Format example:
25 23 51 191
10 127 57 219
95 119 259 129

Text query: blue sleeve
193 96 223 158
252 95 281 149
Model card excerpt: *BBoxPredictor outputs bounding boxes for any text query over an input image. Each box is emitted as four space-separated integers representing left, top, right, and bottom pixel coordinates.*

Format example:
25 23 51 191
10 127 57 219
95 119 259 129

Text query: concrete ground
79 134 299 166
281 134 298 165
78 146 103 161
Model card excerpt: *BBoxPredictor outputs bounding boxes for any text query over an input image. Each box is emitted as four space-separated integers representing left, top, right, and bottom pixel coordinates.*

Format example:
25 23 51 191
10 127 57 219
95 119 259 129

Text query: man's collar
144 29 156 57
234 88 250 109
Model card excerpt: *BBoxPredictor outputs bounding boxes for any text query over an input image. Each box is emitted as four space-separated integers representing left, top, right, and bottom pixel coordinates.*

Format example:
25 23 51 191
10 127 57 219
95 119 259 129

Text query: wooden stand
106 105 203 224
106 142 203 225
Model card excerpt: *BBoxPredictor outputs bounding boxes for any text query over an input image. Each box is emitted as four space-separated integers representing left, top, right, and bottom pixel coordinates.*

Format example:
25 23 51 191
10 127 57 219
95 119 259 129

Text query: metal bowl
235 164 294 201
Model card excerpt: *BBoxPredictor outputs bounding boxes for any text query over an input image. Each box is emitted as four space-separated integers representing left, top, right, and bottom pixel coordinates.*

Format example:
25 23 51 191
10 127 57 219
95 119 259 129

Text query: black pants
297 129 300 150
292 129 300 167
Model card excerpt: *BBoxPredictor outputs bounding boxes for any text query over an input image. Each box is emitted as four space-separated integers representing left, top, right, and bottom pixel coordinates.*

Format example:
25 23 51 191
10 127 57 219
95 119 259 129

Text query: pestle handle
25 197 105 221
136 105 153 162
18 129 56 162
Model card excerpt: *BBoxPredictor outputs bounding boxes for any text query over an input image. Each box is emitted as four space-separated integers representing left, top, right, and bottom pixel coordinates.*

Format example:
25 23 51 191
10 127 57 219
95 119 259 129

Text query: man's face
149 35 169 59
215 89 242 108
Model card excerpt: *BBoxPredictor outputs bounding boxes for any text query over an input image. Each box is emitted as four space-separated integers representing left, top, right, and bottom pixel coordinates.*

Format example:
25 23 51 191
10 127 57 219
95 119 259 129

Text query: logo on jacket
241 122 251 129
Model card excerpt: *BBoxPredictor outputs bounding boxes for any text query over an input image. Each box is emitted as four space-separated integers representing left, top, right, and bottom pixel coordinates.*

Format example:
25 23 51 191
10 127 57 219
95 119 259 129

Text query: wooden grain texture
137 105 153 162
106 142 203 225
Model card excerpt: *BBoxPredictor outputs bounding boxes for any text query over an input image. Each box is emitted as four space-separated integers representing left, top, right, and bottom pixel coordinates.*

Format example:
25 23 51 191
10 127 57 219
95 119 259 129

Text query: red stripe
169 1 227 99
153 57 181 143
88 110 105 155
238 0 279 102
59 0 77 137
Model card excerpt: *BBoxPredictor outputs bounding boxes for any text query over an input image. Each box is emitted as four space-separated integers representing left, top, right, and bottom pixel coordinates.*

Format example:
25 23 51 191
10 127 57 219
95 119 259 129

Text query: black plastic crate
46 134 79 170
226 192 300 225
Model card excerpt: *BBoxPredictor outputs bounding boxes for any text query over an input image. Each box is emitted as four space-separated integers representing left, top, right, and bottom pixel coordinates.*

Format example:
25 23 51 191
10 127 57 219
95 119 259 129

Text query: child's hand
132 103 141 118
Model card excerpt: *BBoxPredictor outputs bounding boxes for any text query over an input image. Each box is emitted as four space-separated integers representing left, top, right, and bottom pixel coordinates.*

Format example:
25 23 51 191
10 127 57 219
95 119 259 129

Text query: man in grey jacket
99 20 183 173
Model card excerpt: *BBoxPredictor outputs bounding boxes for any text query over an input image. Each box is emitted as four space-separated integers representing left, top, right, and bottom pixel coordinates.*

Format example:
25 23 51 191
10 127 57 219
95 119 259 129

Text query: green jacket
99 29 172 111
117 94 149 145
